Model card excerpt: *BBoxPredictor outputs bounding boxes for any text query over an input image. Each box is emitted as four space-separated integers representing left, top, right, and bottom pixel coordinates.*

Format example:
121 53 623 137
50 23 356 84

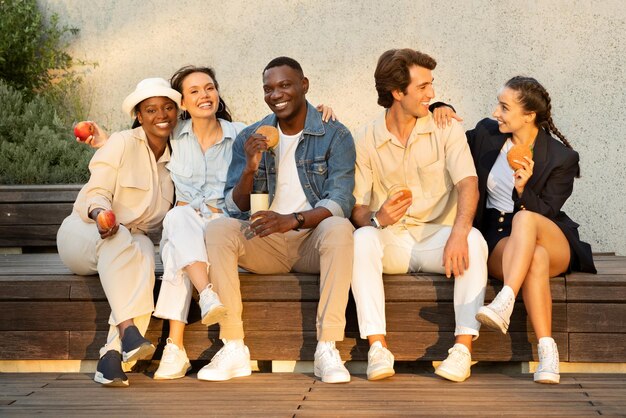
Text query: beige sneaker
197 340 251 381
434 343 472 382
154 339 191 380
314 341 350 383
476 286 515 334
534 338 560 384
366 341 395 381
199 284 227 326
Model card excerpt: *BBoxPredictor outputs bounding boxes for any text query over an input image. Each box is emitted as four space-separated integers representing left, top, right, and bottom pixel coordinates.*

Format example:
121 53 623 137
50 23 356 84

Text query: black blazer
466 118 596 273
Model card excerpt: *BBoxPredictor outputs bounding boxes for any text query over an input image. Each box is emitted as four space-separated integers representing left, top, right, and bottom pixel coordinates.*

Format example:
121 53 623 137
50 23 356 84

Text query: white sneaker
434 343 472 382
154 339 192 380
314 341 350 383
197 340 251 381
534 338 560 384
366 341 395 381
476 286 515 334
199 284 227 326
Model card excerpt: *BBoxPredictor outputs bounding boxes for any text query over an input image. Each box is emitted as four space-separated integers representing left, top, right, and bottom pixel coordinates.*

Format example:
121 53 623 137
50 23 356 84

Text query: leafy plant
0 80 93 184
0 0 96 184
0 0 78 95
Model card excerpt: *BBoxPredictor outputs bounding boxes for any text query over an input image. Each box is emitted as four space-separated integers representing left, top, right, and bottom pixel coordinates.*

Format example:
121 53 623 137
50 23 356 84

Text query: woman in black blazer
437 76 595 385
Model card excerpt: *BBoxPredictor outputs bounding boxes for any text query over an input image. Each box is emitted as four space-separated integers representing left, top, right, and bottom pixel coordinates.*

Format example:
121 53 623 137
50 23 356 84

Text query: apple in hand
74 121 95 142
96 210 117 230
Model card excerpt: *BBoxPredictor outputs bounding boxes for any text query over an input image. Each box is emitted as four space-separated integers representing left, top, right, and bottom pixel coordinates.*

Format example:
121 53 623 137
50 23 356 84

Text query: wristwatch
370 212 383 229
293 212 305 230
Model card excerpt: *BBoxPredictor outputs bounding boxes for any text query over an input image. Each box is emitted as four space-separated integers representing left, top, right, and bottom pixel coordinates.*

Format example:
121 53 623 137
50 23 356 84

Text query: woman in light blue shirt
152 66 244 380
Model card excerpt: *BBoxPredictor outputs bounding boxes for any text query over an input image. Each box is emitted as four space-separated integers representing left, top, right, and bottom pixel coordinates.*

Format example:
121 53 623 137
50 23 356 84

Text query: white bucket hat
122 77 182 117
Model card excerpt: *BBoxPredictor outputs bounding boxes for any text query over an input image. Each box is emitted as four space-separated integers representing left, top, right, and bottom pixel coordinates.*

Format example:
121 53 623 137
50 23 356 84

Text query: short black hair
263 56 304 77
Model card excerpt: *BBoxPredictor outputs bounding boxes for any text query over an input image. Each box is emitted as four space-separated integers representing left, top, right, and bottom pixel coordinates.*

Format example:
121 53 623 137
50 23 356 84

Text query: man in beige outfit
197 57 356 384
350 49 488 383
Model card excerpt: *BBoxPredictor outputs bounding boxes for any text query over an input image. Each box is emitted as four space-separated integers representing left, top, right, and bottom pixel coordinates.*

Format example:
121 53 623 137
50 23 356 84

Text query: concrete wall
40 0 625 255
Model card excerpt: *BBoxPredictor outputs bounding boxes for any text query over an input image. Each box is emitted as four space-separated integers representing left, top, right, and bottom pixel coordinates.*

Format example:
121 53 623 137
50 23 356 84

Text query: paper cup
250 193 269 215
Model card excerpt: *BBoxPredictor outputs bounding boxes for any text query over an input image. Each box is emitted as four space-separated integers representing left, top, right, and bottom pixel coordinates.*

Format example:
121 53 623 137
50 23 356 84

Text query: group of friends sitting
56 48 596 388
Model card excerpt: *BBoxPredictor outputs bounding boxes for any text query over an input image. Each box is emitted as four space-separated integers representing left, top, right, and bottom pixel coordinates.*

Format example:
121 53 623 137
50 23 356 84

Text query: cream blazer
73 127 174 234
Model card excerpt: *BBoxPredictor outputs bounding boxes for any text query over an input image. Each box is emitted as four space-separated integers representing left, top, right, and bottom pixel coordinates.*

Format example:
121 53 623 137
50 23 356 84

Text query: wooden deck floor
1 372 625 416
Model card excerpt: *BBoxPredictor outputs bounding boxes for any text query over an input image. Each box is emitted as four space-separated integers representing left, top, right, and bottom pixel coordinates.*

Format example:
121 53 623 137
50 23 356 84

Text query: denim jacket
224 101 356 219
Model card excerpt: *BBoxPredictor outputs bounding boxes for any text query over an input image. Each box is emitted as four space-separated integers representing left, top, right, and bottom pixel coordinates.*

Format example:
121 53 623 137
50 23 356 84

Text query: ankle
316 341 336 352
538 336 555 346
223 339 244 348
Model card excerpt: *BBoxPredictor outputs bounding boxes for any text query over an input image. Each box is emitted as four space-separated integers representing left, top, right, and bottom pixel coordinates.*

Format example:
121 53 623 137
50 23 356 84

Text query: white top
269 125 313 215
486 138 515 212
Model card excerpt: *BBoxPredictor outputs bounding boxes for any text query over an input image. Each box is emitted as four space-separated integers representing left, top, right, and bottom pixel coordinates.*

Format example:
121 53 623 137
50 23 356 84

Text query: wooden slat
0 185 81 202
0 301 111 331
566 274 626 301
569 333 626 362
0 203 73 225
0 331 69 359
567 303 626 332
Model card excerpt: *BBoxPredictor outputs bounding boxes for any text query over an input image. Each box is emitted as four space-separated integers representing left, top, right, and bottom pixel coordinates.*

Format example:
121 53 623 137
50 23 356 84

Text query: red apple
96 210 116 230
74 121 95 142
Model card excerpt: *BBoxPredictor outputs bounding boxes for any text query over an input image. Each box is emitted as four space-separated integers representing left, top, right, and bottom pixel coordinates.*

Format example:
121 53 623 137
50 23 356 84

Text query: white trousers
57 211 155 357
153 205 222 323
351 226 488 339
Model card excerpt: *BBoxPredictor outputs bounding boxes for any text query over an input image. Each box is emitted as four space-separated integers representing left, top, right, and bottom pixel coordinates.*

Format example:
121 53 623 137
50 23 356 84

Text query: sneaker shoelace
162 345 180 364
370 346 390 364
209 344 238 367
320 346 344 370
491 290 514 315
446 347 470 368
537 343 558 372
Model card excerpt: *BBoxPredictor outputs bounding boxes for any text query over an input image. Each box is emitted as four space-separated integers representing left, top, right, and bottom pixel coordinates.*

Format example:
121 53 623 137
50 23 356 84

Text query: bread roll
507 144 533 170
256 125 279 149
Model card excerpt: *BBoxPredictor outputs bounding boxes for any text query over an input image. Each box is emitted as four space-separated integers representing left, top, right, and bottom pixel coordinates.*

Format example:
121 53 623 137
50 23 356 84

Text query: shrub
0 0 78 96
0 80 93 184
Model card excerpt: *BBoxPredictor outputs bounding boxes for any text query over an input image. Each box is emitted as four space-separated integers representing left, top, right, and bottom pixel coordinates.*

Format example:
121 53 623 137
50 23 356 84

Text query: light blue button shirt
167 118 246 215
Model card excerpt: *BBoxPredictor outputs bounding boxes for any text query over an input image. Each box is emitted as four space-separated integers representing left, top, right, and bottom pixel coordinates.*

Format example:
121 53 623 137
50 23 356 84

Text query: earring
218 101 225 113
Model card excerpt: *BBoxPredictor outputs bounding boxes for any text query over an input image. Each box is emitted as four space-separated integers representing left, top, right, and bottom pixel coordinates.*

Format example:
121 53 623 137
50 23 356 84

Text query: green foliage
0 0 78 95
0 80 94 184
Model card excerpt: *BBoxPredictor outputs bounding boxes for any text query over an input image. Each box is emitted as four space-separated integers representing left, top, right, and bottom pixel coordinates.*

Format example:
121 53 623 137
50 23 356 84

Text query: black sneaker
121 325 155 362
94 350 128 387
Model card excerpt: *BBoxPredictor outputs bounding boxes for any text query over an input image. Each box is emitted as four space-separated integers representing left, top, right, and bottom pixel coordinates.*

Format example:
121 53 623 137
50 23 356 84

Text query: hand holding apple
74 121 95 142
92 209 118 238
74 121 109 148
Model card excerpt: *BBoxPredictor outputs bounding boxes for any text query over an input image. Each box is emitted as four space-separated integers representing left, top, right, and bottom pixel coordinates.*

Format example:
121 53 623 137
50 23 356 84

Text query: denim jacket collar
256 101 325 138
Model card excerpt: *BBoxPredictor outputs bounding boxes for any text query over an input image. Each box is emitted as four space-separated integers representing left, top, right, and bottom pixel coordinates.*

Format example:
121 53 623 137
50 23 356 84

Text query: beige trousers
57 211 155 357
204 216 354 341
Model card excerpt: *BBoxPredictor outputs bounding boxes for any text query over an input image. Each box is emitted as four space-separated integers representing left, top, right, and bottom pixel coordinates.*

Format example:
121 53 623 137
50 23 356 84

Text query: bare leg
367 335 388 348
487 212 570 338
184 261 210 292
494 211 570 296
455 335 473 353
168 320 185 348
521 246 553 339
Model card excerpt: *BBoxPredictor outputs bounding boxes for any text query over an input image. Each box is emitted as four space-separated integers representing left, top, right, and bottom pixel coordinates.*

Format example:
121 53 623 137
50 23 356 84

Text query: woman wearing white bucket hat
57 77 181 387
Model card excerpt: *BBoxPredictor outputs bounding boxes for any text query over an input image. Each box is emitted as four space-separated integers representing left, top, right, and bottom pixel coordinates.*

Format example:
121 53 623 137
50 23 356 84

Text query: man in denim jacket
198 57 356 384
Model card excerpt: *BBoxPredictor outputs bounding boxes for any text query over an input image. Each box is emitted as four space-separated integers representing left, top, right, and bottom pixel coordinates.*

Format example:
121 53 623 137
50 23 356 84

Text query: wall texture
40 0 625 255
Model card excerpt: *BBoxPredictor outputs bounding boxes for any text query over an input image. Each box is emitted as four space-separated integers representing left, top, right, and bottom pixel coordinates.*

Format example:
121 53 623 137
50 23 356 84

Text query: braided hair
504 76 573 149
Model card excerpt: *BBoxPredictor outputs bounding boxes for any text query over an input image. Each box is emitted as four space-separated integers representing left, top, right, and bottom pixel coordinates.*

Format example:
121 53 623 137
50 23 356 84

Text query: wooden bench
1 185 624 363
1 253 624 363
